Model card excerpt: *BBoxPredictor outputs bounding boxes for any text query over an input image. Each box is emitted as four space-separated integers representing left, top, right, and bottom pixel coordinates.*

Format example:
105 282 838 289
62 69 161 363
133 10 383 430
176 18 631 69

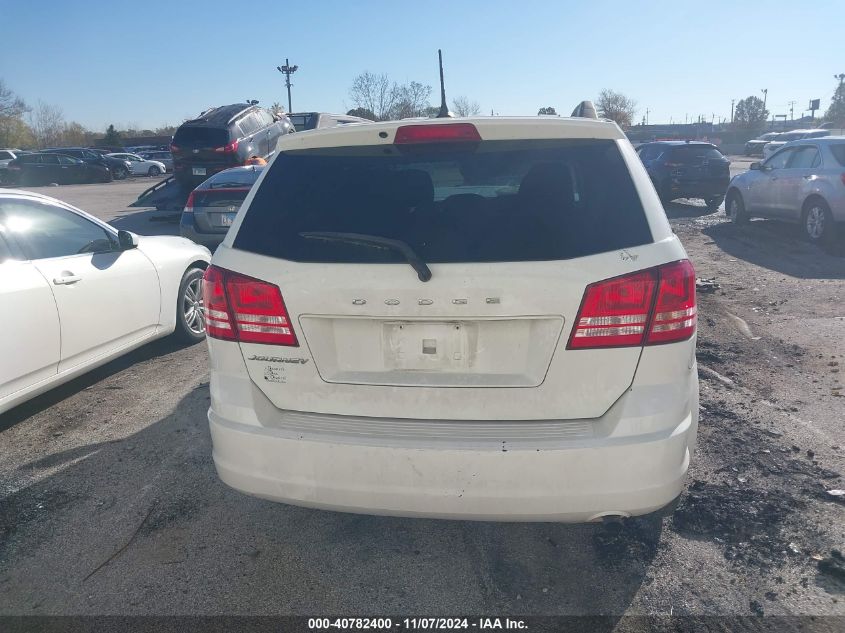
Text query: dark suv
41 147 131 180
636 141 730 209
171 104 293 187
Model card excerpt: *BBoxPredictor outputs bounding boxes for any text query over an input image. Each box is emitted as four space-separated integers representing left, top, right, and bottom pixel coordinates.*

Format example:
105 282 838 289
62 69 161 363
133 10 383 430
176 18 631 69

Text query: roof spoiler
571 100 598 119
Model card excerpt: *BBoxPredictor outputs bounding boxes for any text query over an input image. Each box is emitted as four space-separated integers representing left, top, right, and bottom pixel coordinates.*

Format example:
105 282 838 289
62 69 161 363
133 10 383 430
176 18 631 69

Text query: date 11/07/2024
308 618 528 630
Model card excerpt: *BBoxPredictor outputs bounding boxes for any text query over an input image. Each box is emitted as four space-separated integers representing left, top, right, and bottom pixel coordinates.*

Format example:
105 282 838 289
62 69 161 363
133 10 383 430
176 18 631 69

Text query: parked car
5 152 112 185
725 136 845 244
202 115 699 522
288 112 373 132
138 150 173 172
180 165 263 248
0 189 210 414
744 132 782 156
636 140 730 209
171 103 293 187
0 149 30 184
106 152 168 177
762 129 831 159
41 147 131 180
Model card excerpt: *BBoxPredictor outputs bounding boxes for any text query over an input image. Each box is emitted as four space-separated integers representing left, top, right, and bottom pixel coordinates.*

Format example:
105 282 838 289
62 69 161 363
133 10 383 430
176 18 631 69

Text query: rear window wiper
298 231 432 282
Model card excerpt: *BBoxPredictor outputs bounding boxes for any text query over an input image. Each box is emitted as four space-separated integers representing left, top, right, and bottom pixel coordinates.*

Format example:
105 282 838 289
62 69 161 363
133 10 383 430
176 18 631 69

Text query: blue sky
1 0 843 131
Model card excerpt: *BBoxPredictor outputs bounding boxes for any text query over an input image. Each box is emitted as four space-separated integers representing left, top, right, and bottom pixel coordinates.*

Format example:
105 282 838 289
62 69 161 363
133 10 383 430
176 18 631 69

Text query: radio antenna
436 49 453 118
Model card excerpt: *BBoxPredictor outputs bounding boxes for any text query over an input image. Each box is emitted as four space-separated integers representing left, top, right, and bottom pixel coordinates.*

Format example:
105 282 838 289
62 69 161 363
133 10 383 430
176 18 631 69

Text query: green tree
103 124 122 146
537 106 557 115
824 81 845 125
733 96 768 128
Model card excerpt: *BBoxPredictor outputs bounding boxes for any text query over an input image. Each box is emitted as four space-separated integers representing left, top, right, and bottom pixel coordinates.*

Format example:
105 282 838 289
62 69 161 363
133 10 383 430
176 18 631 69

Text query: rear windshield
204 168 262 189
830 144 845 167
233 139 652 264
669 146 723 162
173 126 229 147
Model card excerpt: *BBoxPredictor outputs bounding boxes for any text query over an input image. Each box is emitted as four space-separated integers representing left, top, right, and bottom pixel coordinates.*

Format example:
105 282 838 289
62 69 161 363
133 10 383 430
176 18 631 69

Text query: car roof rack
571 100 598 119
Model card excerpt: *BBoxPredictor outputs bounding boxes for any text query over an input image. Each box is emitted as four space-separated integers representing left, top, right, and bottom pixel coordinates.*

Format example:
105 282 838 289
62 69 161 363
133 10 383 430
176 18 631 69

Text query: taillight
214 140 239 154
394 123 481 144
202 265 298 346
645 260 697 344
183 191 195 214
567 260 696 349
170 144 179 153
203 266 234 340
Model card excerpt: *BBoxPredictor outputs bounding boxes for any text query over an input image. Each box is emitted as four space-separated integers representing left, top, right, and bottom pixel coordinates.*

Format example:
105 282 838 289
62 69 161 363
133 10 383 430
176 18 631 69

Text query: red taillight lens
646 260 697 345
183 191 195 214
202 265 298 346
394 123 481 144
568 270 658 349
567 260 696 350
202 266 235 340
214 140 239 154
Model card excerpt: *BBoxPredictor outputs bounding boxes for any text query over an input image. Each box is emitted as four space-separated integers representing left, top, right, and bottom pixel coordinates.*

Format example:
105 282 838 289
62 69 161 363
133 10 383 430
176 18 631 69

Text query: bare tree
349 72 399 121
62 121 93 147
388 81 432 120
0 79 29 119
452 96 481 117
0 80 33 147
595 89 637 128
29 101 65 148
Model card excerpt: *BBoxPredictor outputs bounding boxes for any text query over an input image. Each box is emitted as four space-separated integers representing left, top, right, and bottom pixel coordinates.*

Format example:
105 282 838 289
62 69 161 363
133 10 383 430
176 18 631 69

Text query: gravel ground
1 172 844 625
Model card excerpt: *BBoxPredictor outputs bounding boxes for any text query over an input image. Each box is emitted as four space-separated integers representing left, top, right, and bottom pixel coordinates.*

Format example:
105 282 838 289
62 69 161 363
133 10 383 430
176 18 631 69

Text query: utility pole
276 58 299 112
761 88 768 113
730 99 735 123
788 100 796 120
645 108 649 125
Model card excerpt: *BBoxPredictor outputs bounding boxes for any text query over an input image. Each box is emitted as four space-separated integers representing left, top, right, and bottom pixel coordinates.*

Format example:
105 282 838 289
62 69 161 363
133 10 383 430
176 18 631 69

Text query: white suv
203 116 699 522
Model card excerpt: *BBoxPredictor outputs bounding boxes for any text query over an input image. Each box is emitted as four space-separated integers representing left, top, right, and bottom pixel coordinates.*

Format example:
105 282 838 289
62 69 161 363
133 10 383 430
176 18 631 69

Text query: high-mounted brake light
394 123 481 145
567 260 696 349
202 266 298 346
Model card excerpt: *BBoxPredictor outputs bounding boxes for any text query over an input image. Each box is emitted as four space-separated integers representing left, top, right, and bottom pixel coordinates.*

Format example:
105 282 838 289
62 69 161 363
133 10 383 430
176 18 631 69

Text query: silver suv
202 116 699 522
726 136 845 243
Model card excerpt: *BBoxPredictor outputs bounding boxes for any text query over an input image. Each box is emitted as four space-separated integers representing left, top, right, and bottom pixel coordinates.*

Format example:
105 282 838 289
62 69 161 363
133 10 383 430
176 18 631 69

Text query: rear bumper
207 342 699 522
210 410 694 522
179 216 226 249
667 178 729 198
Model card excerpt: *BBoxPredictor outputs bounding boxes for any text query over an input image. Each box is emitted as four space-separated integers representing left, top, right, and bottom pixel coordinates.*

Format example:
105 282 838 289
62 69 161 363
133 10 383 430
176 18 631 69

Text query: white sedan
106 153 168 177
0 189 210 415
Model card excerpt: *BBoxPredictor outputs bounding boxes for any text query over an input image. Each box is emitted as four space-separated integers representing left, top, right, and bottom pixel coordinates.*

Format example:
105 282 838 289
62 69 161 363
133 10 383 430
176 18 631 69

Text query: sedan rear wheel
114 166 129 180
148 165 162 177
802 199 834 244
176 267 206 343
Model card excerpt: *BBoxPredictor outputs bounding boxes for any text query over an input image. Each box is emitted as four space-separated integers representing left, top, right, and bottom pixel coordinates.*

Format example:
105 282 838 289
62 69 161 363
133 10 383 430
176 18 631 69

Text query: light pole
730 99 735 123
276 59 299 112
761 88 768 113
836 73 845 87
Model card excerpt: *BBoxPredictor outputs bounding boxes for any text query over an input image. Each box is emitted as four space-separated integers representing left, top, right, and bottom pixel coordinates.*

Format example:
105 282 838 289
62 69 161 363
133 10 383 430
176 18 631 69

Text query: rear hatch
668 145 729 182
210 124 685 421
171 126 238 180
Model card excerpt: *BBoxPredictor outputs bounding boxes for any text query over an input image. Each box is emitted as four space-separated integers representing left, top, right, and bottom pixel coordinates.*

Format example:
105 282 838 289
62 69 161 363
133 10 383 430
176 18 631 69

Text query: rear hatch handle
299 231 433 282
